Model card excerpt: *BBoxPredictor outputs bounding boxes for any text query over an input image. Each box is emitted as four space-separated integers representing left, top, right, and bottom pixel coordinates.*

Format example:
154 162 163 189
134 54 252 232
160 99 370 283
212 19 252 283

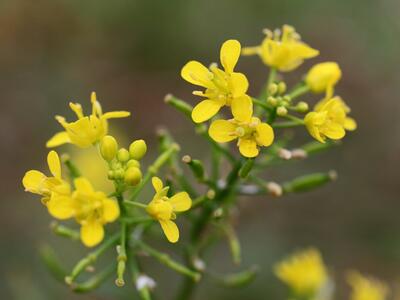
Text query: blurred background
1 0 400 299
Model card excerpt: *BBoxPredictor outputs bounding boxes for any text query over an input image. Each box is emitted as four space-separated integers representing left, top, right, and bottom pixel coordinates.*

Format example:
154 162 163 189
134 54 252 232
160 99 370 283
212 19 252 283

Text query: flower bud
296 101 309 113
100 135 118 161
278 82 287 94
276 106 288 116
129 139 147 160
124 167 142 186
268 83 278 95
126 159 140 168
117 148 130 162
114 169 125 179
305 62 342 93
267 96 277 106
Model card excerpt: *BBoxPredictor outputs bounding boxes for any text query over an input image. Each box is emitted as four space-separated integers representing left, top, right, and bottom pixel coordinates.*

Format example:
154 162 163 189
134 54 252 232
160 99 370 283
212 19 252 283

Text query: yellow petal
102 199 120 222
152 176 163 193
344 117 357 131
255 123 274 146
80 220 104 247
231 95 253 122
159 220 179 243
323 123 345 140
304 112 326 143
46 131 70 148
238 138 259 158
229 72 249 98
102 111 131 119
220 39 241 74
47 150 61 178
22 170 47 194
47 194 75 220
74 177 94 194
181 61 213 88
169 192 191 212
191 100 222 123
208 119 237 143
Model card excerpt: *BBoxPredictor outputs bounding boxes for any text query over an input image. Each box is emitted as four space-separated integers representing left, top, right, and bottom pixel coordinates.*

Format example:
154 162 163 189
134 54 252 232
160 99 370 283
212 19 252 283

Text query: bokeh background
1 0 400 299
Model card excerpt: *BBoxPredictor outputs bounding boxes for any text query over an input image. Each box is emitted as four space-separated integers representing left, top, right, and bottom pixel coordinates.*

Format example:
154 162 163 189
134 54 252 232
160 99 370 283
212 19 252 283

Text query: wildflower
208 117 274 158
181 39 253 123
22 151 73 219
274 248 328 297
306 62 342 94
347 271 388 300
72 177 120 247
304 96 356 143
47 92 130 148
146 177 191 243
242 25 319 72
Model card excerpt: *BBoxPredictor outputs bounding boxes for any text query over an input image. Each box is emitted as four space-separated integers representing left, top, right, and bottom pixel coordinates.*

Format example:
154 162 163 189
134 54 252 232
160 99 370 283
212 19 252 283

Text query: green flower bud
296 101 309 113
129 139 147 160
114 169 125 179
107 170 115 180
268 83 278 95
276 106 288 116
110 160 122 170
117 148 130 162
124 167 142 186
100 135 118 161
267 96 277 106
126 159 140 168
278 81 287 94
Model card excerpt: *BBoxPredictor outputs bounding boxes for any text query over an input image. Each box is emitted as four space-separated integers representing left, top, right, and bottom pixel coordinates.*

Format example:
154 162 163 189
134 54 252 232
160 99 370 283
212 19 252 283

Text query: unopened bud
206 189 216 199
291 149 308 159
268 83 278 95
124 167 142 186
114 169 125 179
108 170 115 179
129 139 147 160
278 148 292 160
100 135 118 161
267 182 283 197
276 106 288 116
193 257 206 271
283 95 291 102
126 159 140 168
267 96 277 106
117 148 130 162
136 274 156 291
278 82 287 94
296 101 309 112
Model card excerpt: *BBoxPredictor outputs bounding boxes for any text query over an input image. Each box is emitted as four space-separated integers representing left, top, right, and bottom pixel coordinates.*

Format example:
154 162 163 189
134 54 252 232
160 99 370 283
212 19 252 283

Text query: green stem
64 158 81 179
71 264 115 293
124 201 148 209
65 232 120 284
129 254 152 300
288 83 310 99
136 240 201 281
50 222 79 240
116 222 128 286
272 121 304 129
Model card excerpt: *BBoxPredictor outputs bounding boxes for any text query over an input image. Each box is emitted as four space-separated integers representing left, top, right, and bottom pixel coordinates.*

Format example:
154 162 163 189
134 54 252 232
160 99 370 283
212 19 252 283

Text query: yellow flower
304 96 356 143
242 25 319 72
306 62 342 94
22 151 73 219
208 117 274 158
47 92 130 148
347 271 388 300
274 248 328 297
72 177 120 247
181 39 253 123
146 177 191 243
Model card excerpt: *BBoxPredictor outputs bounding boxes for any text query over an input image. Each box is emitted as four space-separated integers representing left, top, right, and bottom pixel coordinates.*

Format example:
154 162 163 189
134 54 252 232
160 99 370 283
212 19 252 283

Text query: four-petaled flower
146 177 192 243
22 151 73 219
181 39 253 123
306 62 342 94
274 248 328 298
209 117 274 158
242 25 319 72
304 96 356 143
47 92 130 148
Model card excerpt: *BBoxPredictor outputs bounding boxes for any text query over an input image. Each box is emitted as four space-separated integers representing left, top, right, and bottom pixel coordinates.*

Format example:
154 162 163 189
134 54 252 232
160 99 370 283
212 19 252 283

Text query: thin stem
288 83 310 99
129 254 152 300
272 121 304 129
71 264 115 293
124 201 147 209
50 222 79 241
64 158 81 179
116 222 127 286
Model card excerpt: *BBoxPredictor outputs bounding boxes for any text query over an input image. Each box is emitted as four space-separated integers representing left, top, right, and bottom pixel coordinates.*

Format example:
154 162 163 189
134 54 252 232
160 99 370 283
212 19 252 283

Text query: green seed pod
117 148 130 162
129 139 147 160
126 159 140 169
100 135 118 161
124 167 142 186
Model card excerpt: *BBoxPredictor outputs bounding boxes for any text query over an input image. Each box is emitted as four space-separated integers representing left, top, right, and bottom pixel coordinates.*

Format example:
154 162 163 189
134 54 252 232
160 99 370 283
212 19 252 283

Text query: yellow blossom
208 117 274 158
22 151 73 220
306 62 342 94
71 177 120 247
47 92 130 148
242 25 319 72
304 96 356 143
181 39 253 123
146 177 191 243
347 271 388 300
274 248 328 297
